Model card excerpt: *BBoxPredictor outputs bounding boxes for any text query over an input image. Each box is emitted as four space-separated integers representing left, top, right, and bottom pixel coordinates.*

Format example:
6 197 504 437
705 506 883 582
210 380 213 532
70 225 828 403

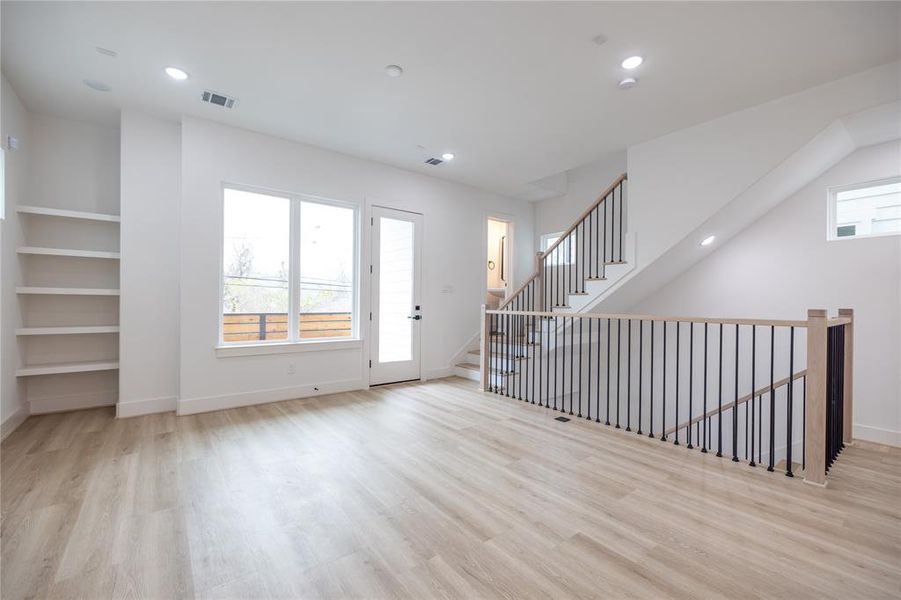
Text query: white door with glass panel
370 207 422 385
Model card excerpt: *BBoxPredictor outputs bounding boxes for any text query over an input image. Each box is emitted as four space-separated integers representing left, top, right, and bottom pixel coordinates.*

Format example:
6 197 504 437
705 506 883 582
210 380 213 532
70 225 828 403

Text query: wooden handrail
485 309 808 329
542 172 627 259
664 369 807 436
827 316 851 327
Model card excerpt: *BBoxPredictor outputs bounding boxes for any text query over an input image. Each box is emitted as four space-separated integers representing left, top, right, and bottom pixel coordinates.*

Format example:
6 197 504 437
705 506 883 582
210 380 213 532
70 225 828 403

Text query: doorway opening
486 218 510 309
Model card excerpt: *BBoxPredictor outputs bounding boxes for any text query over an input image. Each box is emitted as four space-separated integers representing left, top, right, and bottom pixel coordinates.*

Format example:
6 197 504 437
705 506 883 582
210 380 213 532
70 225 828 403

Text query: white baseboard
854 424 901 447
29 390 117 415
178 377 365 416
117 395 178 418
423 367 455 380
1 406 29 441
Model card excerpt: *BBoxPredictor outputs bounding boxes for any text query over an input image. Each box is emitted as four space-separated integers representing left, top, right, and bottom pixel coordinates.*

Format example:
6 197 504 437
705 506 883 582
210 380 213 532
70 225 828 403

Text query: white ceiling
3 2 899 196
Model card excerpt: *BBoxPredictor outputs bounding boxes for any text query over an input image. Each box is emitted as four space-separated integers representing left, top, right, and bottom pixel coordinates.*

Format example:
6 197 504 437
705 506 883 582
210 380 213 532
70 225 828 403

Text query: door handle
407 315 422 320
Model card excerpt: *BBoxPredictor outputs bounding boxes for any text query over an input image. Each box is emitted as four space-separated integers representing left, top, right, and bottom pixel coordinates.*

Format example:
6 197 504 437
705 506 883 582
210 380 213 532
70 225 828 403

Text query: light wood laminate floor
2 377 899 599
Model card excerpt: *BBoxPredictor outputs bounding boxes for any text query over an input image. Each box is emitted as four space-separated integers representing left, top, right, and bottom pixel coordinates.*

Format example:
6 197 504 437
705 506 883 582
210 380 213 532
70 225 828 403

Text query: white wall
179 117 534 413
1 74 30 436
118 111 180 417
532 150 627 249
631 141 901 446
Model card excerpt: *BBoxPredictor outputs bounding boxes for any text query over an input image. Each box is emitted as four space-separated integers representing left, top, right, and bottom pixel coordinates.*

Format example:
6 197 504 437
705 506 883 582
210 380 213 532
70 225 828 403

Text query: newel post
480 304 490 392
535 251 545 312
805 309 828 486
839 308 854 446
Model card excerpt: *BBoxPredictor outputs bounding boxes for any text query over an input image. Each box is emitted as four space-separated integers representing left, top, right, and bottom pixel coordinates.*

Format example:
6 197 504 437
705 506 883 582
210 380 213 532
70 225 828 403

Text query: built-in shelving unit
16 326 120 336
16 246 120 259
16 203 121 409
17 205 121 223
16 286 120 296
15 360 119 377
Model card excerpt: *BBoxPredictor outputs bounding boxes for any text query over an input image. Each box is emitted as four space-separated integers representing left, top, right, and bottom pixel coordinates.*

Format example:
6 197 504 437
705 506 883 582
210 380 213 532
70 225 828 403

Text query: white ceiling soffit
2 1 899 195
596 100 901 313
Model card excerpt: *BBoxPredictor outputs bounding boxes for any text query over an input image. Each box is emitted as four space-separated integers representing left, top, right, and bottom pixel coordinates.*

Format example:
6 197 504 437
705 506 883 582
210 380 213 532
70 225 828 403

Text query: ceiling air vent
201 90 237 109
424 157 443 166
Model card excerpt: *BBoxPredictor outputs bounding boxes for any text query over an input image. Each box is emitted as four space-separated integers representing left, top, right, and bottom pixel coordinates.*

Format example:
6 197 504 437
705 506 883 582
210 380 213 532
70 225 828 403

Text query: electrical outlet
287 363 296 375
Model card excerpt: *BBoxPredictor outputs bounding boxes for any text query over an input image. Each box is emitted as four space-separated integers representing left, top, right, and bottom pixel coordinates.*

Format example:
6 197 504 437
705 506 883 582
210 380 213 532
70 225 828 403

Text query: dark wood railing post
259 313 267 341
839 308 854 446
805 309 828 486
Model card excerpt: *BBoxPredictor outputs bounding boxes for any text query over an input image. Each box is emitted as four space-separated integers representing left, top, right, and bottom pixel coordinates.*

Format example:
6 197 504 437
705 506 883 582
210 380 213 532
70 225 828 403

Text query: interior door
370 206 423 385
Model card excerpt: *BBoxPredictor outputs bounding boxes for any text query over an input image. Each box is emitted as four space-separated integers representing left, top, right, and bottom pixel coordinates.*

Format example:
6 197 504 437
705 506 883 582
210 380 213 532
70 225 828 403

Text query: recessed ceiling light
83 79 111 92
165 66 189 81
621 56 644 69
385 64 404 78
618 77 637 90
700 235 716 246
441 152 455 161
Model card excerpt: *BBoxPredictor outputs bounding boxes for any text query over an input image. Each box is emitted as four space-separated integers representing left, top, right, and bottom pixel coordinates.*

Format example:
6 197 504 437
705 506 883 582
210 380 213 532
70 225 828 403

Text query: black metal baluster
561 315 566 411
702 323 708 453
649 320 655 438
749 326 756 466
786 326 795 477
661 321 667 441
605 318 611 425
596 317 602 423
732 323 739 462
675 321 680 446
687 322 694 450
717 323 723 457
569 317 575 415
505 311 511 398
602 196 608 279
638 320 644 435
616 319 622 428
768 325 775 472
627 319 632 432
618 182 624 262
578 317 583 417
587 316 593 421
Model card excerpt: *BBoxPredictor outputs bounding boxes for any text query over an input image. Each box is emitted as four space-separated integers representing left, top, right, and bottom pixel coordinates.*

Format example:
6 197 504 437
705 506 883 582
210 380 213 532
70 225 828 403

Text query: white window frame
827 176 901 242
216 182 361 356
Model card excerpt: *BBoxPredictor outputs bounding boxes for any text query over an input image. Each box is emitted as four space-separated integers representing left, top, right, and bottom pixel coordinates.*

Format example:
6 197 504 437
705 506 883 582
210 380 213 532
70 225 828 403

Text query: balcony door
370 206 422 385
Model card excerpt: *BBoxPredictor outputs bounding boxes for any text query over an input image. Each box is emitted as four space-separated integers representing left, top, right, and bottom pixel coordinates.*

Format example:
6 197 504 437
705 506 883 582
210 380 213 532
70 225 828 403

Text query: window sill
215 338 362 358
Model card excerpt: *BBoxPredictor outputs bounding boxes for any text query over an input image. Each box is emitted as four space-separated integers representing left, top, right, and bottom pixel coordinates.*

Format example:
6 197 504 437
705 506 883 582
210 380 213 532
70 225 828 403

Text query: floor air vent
555 416 570 422
424 157 443 165
201 90 237 109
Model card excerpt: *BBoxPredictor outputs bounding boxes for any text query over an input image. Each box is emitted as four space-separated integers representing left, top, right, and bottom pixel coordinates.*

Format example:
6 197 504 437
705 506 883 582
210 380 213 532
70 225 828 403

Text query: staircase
466 172 855 486
455 173 629 378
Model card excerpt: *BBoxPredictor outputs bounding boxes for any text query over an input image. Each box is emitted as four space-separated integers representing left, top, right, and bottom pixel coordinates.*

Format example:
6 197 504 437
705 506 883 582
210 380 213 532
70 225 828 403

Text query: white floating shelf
17 246 120 259
16 326 120 336
16 287 120 296
16 360 119 377
17 205 121 223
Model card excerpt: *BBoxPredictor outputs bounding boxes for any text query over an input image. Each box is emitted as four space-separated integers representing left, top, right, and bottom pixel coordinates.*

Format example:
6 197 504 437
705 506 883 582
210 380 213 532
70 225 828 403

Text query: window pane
299 201 354 339
834 180 901 238
222 189 290 342
378 217 414 363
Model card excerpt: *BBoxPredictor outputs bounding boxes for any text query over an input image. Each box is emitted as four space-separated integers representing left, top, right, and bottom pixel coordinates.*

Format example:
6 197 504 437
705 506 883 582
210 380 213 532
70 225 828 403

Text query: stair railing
479 307 854 485
497 173 627 313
